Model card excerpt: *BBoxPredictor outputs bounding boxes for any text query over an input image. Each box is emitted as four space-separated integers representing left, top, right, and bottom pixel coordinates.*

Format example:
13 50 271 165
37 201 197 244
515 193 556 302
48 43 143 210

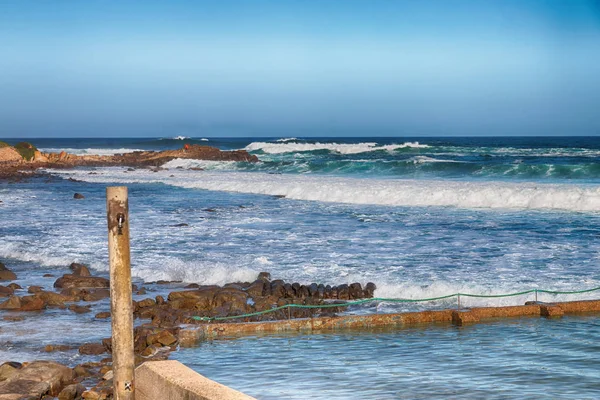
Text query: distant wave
172 136 190 140
276 137 298 143
39 148 144 156
245 141 429 154
47 167 600 212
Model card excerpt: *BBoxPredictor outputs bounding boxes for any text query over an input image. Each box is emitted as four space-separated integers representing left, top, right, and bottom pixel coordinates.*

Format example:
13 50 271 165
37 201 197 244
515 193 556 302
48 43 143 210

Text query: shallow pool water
173 315 600 399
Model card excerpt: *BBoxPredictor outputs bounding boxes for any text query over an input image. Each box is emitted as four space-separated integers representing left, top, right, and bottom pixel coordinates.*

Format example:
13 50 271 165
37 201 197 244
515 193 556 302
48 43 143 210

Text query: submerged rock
54 274 109 289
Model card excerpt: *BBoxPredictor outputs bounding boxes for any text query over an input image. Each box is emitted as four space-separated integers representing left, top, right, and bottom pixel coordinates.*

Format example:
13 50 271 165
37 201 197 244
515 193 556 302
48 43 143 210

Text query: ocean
1 136 600 398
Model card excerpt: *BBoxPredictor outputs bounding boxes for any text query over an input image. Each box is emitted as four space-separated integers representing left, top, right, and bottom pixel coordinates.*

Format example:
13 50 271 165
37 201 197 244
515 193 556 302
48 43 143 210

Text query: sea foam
245 141 429 154
47 166 600 212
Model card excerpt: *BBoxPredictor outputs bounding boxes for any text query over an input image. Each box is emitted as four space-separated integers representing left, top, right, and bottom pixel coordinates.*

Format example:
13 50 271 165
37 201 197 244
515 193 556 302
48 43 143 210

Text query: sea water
1 136 600 398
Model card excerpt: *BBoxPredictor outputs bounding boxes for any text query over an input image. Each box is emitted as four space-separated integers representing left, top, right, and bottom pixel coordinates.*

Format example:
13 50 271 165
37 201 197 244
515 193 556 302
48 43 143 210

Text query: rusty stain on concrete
178 299 600 346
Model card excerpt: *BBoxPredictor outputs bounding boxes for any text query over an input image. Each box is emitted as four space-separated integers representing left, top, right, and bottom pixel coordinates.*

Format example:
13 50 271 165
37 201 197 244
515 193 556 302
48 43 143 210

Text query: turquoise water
1 136 600 397
173 315 600 399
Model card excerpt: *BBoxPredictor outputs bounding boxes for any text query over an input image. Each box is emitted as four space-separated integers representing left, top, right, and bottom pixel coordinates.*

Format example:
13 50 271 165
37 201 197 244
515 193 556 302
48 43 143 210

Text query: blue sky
1 0 599 137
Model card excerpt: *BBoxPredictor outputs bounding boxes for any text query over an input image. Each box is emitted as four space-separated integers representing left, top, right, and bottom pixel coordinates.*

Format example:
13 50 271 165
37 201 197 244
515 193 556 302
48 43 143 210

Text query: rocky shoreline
0 260 376 399
0 141 259 181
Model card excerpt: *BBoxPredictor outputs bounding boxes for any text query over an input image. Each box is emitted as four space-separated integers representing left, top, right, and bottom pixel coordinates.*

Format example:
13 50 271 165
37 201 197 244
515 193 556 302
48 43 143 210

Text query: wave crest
245 141 429 154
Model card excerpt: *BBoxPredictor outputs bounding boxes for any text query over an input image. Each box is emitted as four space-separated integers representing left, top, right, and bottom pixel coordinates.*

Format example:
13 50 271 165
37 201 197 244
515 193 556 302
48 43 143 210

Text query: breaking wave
47 167 600 212
245 141 429 154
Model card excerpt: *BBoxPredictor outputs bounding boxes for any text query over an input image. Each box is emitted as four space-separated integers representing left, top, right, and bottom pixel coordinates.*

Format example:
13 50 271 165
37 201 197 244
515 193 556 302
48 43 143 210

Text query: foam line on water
48 167 600 212
245 141 429 154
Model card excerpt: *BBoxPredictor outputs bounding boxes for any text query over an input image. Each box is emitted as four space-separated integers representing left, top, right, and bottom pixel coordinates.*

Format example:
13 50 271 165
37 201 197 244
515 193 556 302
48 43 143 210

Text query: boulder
79 343 106 356
0 269 16 281
0 285 14 298
146 330 178 347
82 289 110 302
95 312 110 319
364 282 377 298
0 360 74 397
245 280 265 298
69 304 91 314
58 383 85 400
73 193 85 199
28 285 43 294
0 296 21 310
69 263 91 277
0 362 21 382
54 274 109 289
257 272 271 282
37 291 74 306
6 283 21 291
19 295 46 311
337 284 350 300
137 298 156 308
270 280 286 298
349 283 363 299
213 287 249 314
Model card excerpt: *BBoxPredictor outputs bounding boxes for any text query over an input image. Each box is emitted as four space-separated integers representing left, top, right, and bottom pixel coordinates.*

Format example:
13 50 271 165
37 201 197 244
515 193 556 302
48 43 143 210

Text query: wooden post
107 187 135 399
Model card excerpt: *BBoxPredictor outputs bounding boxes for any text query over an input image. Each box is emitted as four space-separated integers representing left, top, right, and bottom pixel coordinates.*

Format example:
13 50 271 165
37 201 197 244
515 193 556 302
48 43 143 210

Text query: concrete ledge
179 299 600 345
135 360 255 400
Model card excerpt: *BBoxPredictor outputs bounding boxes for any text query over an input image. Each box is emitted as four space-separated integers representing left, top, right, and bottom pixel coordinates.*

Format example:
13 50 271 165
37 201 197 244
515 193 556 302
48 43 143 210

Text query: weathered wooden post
107 186 135 399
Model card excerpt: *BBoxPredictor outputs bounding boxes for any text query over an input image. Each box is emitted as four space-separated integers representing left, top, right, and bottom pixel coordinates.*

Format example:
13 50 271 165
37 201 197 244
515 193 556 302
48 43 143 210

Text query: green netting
192 286 600 322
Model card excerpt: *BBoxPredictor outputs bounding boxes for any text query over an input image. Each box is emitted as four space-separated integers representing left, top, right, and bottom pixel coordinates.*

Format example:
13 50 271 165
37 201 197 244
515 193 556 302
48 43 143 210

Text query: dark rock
284 283 294 298
54 274 109 289
308 283 319 297
136 287 147 295
95 312 110 319
337 284 350 300
43 273 55 277
172 223 189 227
297 285 309 299
291 282 301 297
246 280 265 298
349 283 363 299
69 263 91 277
73 193 85 199
257 272 271 282
324 285 332 299
317 284 325 299
155 295 165 305
37 291 74 306
79 343 106 355
364 282 377 298
270 281 286 298
6 283 21 290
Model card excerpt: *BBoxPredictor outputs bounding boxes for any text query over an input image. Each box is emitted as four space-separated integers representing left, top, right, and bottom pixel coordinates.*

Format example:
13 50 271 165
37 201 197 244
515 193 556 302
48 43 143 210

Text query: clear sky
1 0 599 137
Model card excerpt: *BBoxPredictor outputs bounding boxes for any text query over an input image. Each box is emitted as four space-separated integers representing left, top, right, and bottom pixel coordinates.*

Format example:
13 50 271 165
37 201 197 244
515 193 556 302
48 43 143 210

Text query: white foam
245 141 429 154
48 167 600 212
132 258 258 286
200 138 209 142
407 156 460 164
173 136 190 140
39 148 145 156
276 137 298 142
